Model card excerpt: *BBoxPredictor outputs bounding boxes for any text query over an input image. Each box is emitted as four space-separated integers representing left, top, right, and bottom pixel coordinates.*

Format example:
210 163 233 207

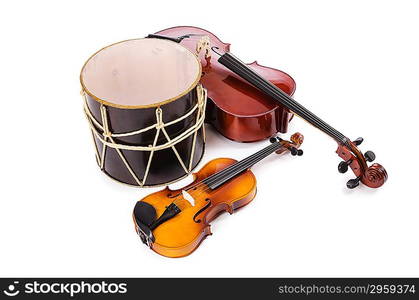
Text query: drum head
81 38 201 108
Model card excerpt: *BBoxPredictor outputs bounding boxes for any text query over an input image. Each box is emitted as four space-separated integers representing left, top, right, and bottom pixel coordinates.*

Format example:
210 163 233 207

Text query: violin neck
218 53 349 145
202 142 282 190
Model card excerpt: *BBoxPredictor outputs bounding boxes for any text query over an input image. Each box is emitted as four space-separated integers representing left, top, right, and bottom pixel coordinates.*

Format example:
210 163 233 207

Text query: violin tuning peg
289 148 303 156
364 150 376 162
353 137 364 146
346 177 361 189
338 160 350 173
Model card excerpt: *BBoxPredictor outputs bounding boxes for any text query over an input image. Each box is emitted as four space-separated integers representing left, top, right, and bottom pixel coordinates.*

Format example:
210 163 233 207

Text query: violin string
179 35 348 143
169 141 284 209
202 143 281 187
190 142 287 205
171 149 277 210
238 61 345 141
221 53 346 140
168 141 280 197
188 142 280 193
172 142 280 201
219 53 348 143
182 38 345 142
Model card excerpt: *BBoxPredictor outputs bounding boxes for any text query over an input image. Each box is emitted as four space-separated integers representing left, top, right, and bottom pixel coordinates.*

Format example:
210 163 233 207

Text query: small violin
150 27 388 189
133 133 304 258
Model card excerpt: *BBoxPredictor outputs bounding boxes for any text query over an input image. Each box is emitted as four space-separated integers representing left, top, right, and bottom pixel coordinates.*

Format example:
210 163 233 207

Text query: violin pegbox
336 137 387 189
270 132 304 156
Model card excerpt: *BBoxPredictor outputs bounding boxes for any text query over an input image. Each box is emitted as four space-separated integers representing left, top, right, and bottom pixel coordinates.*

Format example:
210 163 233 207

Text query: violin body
156 26 296 142
133 158 256 258
133 134 303 257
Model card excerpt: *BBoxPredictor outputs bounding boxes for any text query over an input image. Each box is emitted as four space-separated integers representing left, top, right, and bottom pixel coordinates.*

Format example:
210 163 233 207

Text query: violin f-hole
193 198 211 223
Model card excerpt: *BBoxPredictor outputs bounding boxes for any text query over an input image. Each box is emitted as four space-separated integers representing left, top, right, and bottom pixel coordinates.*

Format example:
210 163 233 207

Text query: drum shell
85 86 205 186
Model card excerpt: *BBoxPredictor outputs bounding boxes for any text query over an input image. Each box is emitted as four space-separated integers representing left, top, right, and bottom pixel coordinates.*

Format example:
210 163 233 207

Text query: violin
133 133 304 258
150 26 388 189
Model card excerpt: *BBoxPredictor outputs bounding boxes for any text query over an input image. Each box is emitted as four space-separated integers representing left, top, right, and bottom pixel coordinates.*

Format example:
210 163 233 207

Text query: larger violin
154 26 296 142
150 26 388 189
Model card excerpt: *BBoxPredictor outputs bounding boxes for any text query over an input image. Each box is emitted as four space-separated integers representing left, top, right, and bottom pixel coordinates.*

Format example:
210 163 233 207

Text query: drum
80 38 206 187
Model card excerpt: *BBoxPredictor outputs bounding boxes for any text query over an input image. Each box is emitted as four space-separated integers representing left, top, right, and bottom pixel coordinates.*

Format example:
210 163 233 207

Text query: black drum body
81 38 206 187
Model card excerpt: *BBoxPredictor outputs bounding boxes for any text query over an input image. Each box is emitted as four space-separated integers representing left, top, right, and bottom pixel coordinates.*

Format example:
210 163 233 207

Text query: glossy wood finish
134 158 257 257
156 26 297 142
337 142 387 188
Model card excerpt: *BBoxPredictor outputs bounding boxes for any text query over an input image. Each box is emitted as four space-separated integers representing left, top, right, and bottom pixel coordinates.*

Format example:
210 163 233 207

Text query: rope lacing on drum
81 85 207 187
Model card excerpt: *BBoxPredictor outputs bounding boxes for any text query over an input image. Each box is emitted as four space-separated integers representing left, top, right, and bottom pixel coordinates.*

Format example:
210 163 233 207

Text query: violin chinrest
134 201 157 245
134 201 156 226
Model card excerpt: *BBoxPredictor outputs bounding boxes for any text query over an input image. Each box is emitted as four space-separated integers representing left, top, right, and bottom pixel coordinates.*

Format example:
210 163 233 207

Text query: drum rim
80 38 202 109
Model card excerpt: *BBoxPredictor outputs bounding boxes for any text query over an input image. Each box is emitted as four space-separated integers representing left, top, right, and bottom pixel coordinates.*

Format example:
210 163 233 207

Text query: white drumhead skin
80 38 201 108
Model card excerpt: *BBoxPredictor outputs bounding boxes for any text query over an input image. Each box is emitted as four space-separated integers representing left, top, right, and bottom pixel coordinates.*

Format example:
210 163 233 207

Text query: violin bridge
196 36 211 59
182 190 196 207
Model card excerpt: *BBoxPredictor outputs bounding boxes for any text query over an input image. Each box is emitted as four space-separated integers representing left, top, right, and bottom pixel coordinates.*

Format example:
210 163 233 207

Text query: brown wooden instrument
133 133 304 257
155 26 296 142
151 27 388 189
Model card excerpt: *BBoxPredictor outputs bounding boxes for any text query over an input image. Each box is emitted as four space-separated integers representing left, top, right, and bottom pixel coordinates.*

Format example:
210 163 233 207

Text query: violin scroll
290 132 304 148
363 163 388 188
337 138 387 189
270 132 304 156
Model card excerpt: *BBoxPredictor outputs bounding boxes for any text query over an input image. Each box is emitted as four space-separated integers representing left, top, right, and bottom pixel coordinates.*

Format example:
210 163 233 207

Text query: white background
0 0 418 277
